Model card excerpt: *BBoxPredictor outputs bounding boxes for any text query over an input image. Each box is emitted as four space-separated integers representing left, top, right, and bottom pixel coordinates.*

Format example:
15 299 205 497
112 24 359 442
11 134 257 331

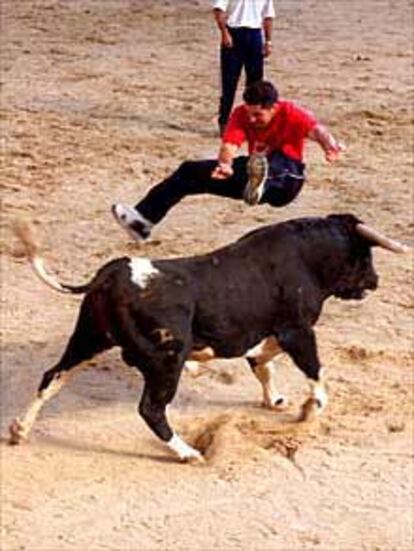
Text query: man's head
243 81 279 129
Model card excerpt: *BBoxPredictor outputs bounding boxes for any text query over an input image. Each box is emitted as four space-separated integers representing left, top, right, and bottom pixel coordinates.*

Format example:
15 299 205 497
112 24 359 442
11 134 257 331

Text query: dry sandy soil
1 1 413 549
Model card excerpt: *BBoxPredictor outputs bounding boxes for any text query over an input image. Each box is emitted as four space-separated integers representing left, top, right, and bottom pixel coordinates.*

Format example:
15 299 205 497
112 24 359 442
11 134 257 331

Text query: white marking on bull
246 336 282 363
298 377 329 421
246 337 285 409
246 340 266 358
251 361 288 410
167 433 204 462
129 257 159 289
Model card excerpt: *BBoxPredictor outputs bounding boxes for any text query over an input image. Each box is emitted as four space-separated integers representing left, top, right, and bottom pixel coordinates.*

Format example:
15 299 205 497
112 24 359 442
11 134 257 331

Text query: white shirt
213 0 275 29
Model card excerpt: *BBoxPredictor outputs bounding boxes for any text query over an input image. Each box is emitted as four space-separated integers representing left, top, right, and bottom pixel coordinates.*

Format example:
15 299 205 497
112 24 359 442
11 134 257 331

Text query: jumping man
112 81 345 242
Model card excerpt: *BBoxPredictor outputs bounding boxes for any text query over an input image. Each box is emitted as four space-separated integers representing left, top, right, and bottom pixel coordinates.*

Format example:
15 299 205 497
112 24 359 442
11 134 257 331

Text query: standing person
213 0 275 134
112 81 345 242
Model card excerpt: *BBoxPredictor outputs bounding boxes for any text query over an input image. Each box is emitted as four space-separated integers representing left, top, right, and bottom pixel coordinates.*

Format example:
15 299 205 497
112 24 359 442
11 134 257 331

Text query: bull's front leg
276 326 328 421
245 337 287 410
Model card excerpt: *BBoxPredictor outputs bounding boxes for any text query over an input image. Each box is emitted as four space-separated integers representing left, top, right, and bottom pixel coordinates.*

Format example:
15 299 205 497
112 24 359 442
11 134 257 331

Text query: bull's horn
356 223 410 254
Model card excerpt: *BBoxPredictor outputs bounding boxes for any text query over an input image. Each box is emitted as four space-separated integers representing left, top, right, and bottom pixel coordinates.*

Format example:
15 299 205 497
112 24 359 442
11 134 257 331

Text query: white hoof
271 394 289 411
263 394 288 411
183 451 205 464
167 433 204 463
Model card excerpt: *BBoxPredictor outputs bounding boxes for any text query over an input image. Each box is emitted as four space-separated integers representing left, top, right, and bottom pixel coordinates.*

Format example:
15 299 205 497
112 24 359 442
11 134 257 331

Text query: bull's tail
13 220 92 295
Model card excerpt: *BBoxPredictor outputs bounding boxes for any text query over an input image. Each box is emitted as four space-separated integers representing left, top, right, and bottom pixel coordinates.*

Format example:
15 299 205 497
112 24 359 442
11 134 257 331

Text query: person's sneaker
243 153 269 205
111 203 153 241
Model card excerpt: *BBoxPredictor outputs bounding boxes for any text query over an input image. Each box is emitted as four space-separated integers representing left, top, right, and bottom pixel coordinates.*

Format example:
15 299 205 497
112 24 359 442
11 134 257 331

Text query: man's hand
221 28 233 48
213 8 233 48
213 143 238 179
309 124 346 164
263 17 273 58
325 142 346 163
212 162 234 179
263 40 272 58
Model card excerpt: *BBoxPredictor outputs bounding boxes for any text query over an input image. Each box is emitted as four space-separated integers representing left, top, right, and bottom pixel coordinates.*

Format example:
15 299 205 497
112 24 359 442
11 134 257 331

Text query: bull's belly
193 330 269 359
192 300 277 358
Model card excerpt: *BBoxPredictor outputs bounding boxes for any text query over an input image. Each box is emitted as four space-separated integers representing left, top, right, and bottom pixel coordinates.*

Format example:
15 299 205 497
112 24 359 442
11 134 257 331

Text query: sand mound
181 410 318 466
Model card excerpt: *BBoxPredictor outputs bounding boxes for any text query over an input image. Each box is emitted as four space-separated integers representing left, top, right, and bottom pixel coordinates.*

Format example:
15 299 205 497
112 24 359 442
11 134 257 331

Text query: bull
8 214 408 462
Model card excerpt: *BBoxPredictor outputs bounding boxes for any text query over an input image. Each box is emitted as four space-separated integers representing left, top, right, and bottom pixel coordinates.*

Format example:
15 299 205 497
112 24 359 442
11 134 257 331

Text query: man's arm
211 142 239 179
262 0 275 57
308 124 345 163
213 7 233 48
263 17 273 57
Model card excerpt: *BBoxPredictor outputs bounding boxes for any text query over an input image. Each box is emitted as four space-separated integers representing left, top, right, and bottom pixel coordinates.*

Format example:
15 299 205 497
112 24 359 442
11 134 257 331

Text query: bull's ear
356 224 410 254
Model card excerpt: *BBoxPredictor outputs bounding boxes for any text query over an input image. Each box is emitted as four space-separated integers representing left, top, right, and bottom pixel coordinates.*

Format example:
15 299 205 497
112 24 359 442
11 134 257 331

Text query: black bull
9 214 406 462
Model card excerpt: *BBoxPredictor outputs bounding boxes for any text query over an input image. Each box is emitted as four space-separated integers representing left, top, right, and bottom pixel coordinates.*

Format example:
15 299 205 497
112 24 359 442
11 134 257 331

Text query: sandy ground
1 1 413 549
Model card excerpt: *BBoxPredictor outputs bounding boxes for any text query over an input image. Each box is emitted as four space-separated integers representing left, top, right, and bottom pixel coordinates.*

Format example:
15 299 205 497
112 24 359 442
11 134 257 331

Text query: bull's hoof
297 398 323 422
168 434 205 464
272 395 289 411
263 395 289 411
8 418 28 445
183 451 205 465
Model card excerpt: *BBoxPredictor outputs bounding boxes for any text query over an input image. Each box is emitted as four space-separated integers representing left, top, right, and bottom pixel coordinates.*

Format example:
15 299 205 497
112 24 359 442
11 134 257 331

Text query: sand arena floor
1 1 413 549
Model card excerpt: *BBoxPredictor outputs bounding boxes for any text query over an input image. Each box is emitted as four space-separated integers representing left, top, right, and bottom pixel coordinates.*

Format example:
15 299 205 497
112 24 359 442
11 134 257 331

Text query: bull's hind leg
9 297 112 444
246 337 288 410
276 326 328 421
119 318 203 463
138 366 203 463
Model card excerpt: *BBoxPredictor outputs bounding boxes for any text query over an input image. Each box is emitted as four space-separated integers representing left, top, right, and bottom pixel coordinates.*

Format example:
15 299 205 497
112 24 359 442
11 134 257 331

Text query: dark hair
243 81 279 108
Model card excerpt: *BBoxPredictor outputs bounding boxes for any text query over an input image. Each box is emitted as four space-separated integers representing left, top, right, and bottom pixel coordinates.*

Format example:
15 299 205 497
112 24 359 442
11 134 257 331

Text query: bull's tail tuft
13 219 40 261
12 219 89 295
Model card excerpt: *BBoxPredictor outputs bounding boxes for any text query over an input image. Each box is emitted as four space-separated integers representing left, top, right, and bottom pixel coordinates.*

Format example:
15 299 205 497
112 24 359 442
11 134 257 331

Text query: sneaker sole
244 155 268 206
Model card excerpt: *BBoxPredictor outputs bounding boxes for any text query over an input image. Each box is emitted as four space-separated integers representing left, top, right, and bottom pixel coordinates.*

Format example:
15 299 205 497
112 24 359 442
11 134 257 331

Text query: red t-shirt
222 100 318 161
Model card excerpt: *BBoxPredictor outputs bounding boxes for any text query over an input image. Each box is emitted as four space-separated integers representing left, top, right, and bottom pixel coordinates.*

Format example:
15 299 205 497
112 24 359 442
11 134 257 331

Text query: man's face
245 103 277 129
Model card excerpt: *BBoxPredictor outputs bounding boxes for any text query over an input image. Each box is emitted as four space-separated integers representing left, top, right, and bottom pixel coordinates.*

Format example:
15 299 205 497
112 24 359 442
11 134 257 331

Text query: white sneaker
111 203 153 241
243 154 269 205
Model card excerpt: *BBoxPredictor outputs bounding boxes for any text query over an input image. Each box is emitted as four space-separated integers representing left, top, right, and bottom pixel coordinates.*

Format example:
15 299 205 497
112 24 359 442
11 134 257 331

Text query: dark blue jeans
135 151 305 225
219 26 264 130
